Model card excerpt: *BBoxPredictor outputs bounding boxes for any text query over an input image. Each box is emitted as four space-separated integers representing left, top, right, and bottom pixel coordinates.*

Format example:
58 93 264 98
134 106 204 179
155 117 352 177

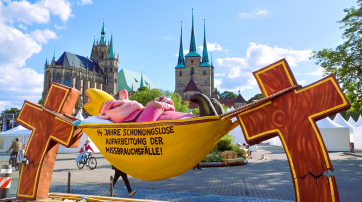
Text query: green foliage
247 94 263 104
220 91 237 99
191 107 199 115
213 133 238 153
2 108 20 114
38 99 44 105
201 149 222 162
221 104 227 112
171 92 189 113
311 1 362 112
137 86 149 92
129 88 163 106
129 89 189 113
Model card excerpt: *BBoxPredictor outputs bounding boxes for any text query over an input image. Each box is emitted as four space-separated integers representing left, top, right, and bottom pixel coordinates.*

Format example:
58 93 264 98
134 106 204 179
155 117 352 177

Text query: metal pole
12 114 14 129
67 172 71 193
109 176 113 197
0 165 12 199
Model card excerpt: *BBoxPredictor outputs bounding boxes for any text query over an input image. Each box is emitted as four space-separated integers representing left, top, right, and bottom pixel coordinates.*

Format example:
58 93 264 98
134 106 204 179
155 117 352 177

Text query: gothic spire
108 34 115 58
140 72 144 87
176 21 185 68
186 9 200 57
100 20 106 45
52 49 55 61
211 52 213 67
200 19 210 67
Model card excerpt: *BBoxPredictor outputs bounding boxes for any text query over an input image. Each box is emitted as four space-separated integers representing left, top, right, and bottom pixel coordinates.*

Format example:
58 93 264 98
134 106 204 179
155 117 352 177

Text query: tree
220 91 237 99
312 0 362 112
129 88 189 113
38 99 44 105
2 108 20 114
247 93 263 104
129 88 163 106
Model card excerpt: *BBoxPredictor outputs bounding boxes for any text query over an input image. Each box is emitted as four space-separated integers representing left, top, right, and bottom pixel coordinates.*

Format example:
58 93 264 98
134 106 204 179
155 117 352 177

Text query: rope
220 85 301 119
38 105 78 125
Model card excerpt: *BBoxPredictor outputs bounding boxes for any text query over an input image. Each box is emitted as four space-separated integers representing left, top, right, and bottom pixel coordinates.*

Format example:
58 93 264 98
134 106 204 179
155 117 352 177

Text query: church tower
90 22 118 96
175 10 214 99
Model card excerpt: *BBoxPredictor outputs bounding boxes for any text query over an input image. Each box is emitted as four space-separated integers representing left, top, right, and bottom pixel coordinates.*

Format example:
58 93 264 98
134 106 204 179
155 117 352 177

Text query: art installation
15 58 349 201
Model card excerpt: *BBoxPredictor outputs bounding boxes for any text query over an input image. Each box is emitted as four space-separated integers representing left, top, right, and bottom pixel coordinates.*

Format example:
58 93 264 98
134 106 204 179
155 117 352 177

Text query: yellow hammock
77 116 237 181
73 85 296 181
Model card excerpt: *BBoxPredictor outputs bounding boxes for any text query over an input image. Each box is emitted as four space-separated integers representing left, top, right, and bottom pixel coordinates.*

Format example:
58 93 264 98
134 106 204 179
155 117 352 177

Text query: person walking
17 144 27 175
6 138 22 161
111 165 137 196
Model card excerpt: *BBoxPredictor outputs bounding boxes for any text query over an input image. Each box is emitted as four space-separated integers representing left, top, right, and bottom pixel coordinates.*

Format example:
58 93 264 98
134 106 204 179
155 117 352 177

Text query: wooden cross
238 59 349 202
16 82 83 200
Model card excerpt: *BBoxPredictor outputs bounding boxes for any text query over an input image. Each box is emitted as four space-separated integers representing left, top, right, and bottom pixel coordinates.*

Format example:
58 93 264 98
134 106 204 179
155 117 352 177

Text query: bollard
67 172 71 193
109 176 113 197
0 165 12 199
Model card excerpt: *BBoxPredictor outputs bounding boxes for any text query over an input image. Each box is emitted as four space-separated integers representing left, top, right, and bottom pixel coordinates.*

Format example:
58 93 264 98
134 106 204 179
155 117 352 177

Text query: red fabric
79 144 94 153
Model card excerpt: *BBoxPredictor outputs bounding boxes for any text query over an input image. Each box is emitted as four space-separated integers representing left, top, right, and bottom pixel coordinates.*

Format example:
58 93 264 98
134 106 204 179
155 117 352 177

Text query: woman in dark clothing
111 165 137 196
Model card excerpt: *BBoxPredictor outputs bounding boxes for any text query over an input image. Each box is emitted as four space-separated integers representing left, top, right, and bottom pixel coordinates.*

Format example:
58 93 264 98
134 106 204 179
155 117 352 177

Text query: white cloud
77 0 92 5
239 9 268 19
0 0 72 24
30 29 58 44
18 23 27 30
199 42 223 52
214 43 312 92
238 13 248 18
0 22 44 109
215 73 225 76
299 80 306 85
54 24 66 30
164 36 174 40
256 10 267 15
306 67 324 76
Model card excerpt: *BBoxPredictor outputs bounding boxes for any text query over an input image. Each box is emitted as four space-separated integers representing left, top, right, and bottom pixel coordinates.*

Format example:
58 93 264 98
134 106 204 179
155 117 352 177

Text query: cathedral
42 22 156 116
175 11 246 109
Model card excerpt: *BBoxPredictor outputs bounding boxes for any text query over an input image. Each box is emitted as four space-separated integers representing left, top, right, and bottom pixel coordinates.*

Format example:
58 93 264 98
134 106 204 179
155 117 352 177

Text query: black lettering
155 147 160 155
170 126 174 133
106 147 109 153
150 137 155 145
159 137 164 145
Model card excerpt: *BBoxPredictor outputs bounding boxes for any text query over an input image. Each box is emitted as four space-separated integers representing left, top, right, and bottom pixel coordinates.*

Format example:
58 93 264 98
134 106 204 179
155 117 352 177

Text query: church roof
183 79 200 92
185 9 200 58
56 52 103 74
176 22 185 69
200 19 210 67
118 69 157 93
235 94 246 103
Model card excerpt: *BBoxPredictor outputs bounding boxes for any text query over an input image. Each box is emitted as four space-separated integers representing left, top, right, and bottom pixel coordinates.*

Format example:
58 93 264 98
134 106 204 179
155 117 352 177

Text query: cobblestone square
1 144 361 201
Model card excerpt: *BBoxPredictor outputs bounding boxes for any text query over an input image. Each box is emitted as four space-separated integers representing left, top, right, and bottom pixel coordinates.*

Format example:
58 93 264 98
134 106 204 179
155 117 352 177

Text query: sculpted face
99 89 143 123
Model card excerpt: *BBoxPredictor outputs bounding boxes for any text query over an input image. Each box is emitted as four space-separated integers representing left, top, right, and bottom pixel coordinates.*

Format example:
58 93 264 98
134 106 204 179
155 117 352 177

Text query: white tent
333 113 355 142
347 117 357 127
317 117 350 151
353 126 362 150
0 126 31 152
58 112 100 153
355 115 362 127
226 107 257 152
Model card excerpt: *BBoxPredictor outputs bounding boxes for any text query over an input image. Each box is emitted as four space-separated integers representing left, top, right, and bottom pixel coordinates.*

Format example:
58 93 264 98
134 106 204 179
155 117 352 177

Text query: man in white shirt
17 144 27 175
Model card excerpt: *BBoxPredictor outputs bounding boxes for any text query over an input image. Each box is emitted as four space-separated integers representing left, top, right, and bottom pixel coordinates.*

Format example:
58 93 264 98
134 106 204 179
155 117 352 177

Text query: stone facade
42 23 118 116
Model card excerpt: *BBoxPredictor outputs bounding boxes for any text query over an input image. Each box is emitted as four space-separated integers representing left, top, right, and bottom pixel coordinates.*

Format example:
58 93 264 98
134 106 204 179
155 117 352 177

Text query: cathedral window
179 71 182 76
191 67 194 75
203 71 206 75
55 73 61 84
205 81 207 84
191 60 194 63
64 73 71 87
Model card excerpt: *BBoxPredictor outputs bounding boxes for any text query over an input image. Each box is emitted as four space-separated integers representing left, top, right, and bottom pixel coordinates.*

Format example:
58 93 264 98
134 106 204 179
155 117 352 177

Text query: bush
201 149 222 162
213 133 238 153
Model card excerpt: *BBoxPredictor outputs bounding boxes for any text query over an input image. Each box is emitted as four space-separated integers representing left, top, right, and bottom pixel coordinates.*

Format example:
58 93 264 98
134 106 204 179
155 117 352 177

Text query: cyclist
78 140 94 165
6 138 22 161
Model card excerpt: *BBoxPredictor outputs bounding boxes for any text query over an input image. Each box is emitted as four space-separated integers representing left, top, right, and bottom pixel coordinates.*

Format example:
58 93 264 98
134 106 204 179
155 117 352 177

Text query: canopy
316 117 350 151
317 117 344 128
355 115 362 128
347 117 357 127
0 125 31 136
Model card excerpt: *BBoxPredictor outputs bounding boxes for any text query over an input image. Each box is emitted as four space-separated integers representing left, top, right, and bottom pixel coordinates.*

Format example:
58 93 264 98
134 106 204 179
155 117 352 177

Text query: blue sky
0 0 358 111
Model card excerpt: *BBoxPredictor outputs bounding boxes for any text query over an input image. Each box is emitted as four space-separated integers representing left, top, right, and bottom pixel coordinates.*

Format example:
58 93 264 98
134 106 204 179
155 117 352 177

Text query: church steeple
211 52 213 67
108 34 115 58
185 9 200 57
140 72 144 87
52 49 55 61
200 19 210 67
176 21 185 68
100 21 106 45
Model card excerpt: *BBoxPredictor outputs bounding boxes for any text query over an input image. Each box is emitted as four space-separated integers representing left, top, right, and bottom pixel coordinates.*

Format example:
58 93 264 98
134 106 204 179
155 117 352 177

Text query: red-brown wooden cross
16 82 83 200
238 59 350 202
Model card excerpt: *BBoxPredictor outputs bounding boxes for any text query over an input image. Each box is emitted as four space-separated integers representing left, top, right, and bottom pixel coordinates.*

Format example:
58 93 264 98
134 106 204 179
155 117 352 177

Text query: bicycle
9 154 19 171
77 152 97 170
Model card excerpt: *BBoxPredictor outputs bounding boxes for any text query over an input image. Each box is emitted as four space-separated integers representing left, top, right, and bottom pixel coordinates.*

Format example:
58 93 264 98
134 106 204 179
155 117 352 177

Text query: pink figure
99 89 197 123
